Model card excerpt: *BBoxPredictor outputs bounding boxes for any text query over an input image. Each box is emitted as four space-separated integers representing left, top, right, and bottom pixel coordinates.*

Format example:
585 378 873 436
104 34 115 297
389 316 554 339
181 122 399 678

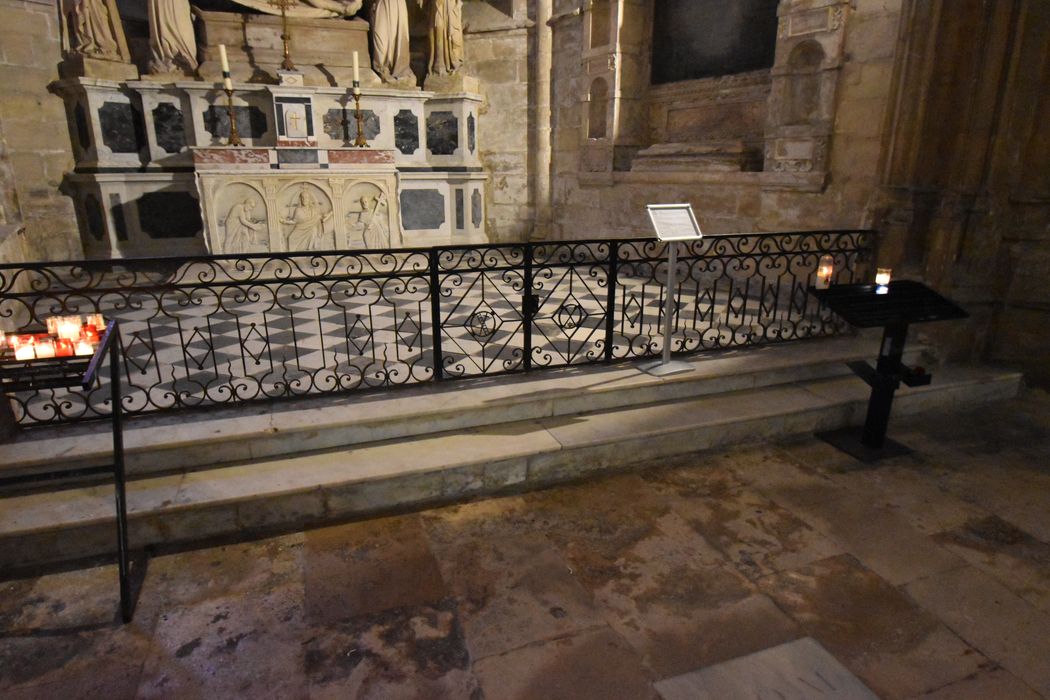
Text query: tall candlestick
353 51 360 84
218 44 233 91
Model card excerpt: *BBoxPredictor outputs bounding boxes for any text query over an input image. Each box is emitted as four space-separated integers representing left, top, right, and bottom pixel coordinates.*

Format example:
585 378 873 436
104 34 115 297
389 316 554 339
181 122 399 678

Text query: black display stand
0 321 137 623
809 281 968 463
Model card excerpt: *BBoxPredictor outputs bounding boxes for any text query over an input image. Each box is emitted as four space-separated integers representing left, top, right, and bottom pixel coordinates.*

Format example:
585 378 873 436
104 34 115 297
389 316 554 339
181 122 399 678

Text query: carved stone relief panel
344 181 394 249
279 182 335 251
216 182 269 253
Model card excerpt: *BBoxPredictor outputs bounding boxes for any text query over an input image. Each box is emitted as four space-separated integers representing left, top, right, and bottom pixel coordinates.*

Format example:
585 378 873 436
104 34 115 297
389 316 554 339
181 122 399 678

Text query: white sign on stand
643 204 702 377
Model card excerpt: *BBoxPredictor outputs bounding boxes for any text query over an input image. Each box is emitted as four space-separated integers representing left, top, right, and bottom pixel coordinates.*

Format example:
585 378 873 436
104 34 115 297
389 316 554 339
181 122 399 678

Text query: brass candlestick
224 88 244 146
268 0 296 71
352 83 368 148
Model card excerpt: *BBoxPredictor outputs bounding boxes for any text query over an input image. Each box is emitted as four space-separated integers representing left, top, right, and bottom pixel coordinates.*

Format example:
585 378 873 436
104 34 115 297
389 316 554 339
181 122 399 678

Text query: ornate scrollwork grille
0 230 873 425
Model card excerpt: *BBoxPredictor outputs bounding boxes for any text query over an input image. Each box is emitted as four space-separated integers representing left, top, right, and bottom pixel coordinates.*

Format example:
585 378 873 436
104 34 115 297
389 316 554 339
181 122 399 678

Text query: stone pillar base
59 55 139 81
424 73 480 94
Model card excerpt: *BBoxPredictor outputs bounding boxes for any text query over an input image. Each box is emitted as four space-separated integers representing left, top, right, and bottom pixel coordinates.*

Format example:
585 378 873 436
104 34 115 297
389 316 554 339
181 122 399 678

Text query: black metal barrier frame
0 231 874 426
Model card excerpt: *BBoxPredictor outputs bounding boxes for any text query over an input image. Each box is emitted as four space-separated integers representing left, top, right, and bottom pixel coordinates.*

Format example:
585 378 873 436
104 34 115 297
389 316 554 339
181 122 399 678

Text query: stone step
0 364 1020 568
1 333 917 480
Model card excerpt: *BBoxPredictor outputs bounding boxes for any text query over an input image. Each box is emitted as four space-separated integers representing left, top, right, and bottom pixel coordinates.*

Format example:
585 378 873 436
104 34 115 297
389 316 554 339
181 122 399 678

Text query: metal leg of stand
643 242 693 377
860 323 907 449
110 336 132 623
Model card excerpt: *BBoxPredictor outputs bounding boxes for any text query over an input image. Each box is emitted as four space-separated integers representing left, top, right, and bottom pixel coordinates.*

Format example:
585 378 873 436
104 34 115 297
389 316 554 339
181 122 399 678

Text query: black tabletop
809 280 968 328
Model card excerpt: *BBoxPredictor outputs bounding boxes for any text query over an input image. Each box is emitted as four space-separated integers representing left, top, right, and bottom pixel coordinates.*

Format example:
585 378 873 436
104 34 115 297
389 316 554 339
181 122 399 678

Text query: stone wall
463 1 534 243
0 0 81 263
547 0 901 239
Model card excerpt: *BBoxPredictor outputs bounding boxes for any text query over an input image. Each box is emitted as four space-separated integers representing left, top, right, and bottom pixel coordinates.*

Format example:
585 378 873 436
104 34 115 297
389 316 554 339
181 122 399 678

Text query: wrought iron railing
0 230 874 425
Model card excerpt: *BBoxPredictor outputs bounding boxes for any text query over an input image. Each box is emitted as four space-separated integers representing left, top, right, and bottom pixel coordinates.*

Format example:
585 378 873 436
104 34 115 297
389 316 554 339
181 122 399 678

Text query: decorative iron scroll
0 230 873 425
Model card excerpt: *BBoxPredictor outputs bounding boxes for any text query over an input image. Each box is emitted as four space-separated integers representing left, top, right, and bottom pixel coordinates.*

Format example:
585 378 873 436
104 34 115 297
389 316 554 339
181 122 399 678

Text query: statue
147 0 198 76
283 189 333 250
63 0 131 62
230 0 363 19
419 0 463 76
223 199 265 253
370 0 415 85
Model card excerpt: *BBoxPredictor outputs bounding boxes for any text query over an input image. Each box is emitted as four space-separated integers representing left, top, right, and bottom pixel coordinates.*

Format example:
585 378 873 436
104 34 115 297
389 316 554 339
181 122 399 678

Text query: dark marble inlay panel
137 191 202 239
152 102 186 154
455 189 464 230
427 111 458 156
84 194 105 241
203 106 268 140
472 189 482 228
74 102 91 151
277 149 319 164
467 114 476 154
400 189 445 230
323 108 380 142
99 101 142 154
109 193 129 241
394 109 419 155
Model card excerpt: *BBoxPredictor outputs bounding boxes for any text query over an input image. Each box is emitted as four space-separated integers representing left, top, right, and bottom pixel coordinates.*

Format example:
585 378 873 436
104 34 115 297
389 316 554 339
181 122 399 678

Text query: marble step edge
0 365 1020 568
2 333 917 477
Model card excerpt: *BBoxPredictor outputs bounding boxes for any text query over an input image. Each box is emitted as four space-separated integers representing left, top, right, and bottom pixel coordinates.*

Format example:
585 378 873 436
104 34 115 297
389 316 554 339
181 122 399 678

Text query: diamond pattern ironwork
466 300 502 343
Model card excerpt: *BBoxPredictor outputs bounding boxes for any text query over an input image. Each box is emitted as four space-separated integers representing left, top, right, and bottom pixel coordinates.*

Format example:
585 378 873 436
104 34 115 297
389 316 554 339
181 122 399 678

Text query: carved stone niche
764 0 849 174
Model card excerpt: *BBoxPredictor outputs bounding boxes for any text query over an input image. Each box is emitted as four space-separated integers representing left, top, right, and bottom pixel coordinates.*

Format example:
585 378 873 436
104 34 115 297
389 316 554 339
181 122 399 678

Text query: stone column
531 0 553 240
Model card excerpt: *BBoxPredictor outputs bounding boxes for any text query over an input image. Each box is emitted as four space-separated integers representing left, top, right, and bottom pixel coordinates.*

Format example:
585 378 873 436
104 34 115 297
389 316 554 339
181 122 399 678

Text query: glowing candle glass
815 254 834 290
75 340 95 356
875 268 891 295
35 339 56 358
14 337 35 361
57 316 83 341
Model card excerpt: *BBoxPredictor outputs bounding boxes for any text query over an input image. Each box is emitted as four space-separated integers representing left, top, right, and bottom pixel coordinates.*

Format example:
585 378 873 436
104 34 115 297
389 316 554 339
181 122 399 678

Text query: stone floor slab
654 636 878 700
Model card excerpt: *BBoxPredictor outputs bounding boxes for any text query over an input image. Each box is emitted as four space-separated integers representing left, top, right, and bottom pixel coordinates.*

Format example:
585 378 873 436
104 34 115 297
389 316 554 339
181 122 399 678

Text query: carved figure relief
346 185 393 249
218 183 269 253
419 0 463 77
282 185 333 250
147 0 198 75
230 0 363 18
63 0 131 62
370 0 415 84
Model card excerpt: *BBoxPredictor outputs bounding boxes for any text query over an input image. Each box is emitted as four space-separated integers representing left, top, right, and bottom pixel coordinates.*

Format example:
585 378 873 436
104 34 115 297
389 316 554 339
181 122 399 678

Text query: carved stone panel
394 110 420 155
216 183 269 253
427 111 459 156
152 103 186 154
99 101 142 154
401 189 445 230
279 183 334 251
202 105 268 140
138 192 202 238
345 182 394 249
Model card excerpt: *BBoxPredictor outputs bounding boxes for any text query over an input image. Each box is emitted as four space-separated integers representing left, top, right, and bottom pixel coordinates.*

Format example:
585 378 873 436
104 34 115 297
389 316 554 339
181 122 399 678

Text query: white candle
353 50 360 84
15 344 35 361
57 318 82 341
75 340 95 356
219 44 230 73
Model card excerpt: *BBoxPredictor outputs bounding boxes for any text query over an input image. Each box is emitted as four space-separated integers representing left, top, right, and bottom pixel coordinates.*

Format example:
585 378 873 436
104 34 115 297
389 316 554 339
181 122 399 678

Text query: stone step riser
9 343 924 480
1 371 1018 569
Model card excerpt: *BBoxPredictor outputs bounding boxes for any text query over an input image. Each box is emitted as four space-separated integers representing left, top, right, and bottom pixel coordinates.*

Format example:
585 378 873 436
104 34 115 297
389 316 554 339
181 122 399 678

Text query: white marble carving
345 183 395 249
147 0 198 76
370 0 415 85
281 184 334 250
230 0 363 18
219 184 268 253
420 0 464 77
64 0 131 62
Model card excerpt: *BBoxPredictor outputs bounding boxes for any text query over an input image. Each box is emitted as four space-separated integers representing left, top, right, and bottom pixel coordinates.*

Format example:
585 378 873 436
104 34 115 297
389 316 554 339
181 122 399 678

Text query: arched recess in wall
587 77 609 139
590 0 612 49
785 40 825 125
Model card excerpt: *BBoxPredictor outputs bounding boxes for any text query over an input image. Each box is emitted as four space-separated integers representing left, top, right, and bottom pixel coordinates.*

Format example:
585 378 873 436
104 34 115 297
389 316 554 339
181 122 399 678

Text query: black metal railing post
109 324 132 623
523 243 535 371
428 248 444 380
604 241 619 363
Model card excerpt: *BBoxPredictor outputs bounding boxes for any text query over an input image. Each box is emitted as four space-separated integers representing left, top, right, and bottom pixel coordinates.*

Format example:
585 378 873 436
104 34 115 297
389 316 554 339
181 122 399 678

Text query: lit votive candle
57 317 82 341
875 267 891 295
14 340 35 361
35 339 56 358
75 340 95 356
56 338 75 357
815 254 834 290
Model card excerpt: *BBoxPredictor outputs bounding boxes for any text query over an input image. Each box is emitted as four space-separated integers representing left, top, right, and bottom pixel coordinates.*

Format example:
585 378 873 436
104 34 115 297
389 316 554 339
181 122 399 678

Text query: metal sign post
642 204 702 377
